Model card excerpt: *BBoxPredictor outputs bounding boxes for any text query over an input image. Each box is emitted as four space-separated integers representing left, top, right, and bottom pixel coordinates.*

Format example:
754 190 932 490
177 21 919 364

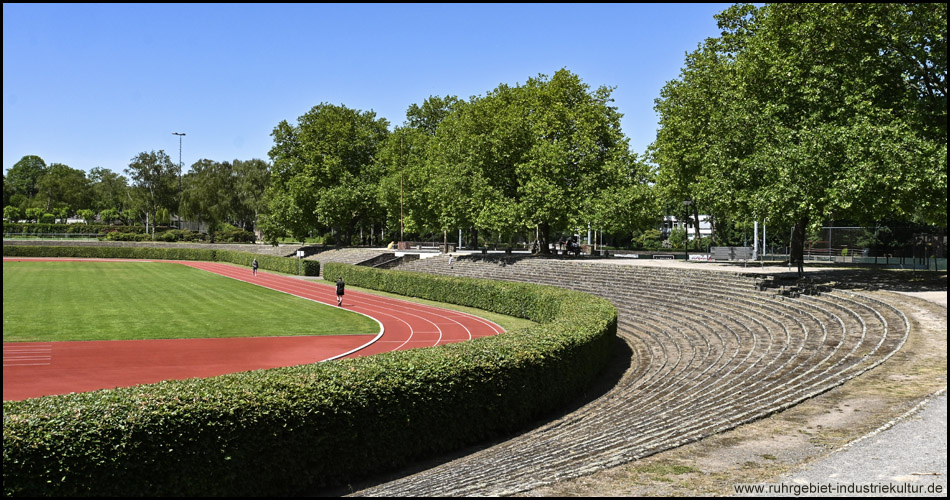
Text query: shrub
1 245 318 277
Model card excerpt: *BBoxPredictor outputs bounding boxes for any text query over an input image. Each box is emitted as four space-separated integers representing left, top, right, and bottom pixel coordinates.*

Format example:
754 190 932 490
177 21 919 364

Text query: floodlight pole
172 132 186 229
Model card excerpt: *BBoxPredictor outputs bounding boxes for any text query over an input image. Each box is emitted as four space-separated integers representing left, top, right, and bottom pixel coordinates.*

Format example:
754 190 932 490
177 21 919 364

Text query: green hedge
4 222 146 235
3 262 616 496
1 245 320 276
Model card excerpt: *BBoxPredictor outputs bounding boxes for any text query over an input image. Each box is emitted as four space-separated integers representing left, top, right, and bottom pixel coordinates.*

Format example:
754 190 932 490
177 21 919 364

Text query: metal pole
172 132 186 229
400 173 404 242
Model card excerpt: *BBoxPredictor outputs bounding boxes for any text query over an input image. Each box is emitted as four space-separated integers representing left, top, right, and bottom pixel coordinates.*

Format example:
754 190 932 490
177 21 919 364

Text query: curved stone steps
346 257 909 496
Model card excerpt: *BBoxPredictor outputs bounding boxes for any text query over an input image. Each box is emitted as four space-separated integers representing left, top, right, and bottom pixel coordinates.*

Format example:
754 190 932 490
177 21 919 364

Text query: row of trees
5 4 945 256
261 69 655 252
4 152 269 241
5 156 137 224
650 3 946 263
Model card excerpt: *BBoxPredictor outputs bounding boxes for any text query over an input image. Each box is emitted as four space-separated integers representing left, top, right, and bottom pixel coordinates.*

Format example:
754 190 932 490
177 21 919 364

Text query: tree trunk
537 221 551 254
469 227 479 249
791 217 808 278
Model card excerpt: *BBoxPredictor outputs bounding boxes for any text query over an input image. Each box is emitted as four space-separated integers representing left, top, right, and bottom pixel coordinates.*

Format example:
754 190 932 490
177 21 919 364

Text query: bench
710 246 753 262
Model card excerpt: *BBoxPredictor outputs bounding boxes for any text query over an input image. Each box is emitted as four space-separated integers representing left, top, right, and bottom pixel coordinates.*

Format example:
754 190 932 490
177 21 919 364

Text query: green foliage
125 150 179 236
3 261 614 496
36 163 91 213
75 209 95 224
652 3 947 263
3 205 24 222
6 155 47 199
633 229 663 251
3 222 145 235
392 70 653 252
24 207 43 223
266 103 389 244
88 167 130 213
667 227 688 250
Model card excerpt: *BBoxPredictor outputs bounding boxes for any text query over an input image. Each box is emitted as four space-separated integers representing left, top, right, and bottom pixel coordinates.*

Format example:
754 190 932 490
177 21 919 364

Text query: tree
650 44 729 244
4 205 24 223
24 207 43 223
6 155 47 200
182 159 239 242
422 69 647 253
231 159 270 233
125 151 178 236
99 208 121 225
35 163 90 213
76 209 95 224
265 103 389 244
375 96 463 244
2 175 11 208
653 3 947 272
88 167 130 213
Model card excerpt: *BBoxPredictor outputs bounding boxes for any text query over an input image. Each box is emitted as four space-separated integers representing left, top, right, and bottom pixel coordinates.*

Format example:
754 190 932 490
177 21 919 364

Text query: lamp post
172 132 185 229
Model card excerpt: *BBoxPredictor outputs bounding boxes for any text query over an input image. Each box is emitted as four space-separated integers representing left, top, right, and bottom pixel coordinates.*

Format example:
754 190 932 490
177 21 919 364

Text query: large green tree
125 151 179 236
6 155 48 201
376 95 462 243
231 159 271 233
181 159 234 242
420 69 650 253
88 167 130 214
264 103 389 244
652 3 946 270
35 163 90 213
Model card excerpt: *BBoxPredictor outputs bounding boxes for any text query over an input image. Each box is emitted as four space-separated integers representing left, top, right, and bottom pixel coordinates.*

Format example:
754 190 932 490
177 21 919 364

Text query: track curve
1 259 504 401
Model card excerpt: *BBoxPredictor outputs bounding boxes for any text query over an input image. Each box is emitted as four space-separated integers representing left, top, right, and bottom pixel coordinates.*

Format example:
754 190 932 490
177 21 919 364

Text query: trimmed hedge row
2 261 616 496
1 245 320 276
4 222 146 235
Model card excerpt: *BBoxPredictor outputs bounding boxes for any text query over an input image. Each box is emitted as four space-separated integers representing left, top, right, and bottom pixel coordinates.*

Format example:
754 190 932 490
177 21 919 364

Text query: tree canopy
263 103 389 244
651 3 947 266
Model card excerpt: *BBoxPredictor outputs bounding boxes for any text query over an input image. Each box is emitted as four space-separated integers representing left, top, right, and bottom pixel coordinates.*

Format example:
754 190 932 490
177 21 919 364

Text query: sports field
2 260 381 342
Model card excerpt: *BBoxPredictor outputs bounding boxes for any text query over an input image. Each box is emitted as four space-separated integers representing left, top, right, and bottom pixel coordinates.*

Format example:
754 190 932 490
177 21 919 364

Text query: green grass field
2 261 381 342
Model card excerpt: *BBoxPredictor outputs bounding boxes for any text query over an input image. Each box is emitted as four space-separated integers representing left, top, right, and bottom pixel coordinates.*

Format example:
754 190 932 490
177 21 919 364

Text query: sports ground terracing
339 253 946 496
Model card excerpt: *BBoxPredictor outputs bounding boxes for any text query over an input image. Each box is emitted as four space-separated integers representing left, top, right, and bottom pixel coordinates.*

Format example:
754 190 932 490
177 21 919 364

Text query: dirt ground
517 290 947 497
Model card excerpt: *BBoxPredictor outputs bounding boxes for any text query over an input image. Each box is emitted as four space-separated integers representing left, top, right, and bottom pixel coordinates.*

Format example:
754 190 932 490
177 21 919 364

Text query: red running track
2 259 505 401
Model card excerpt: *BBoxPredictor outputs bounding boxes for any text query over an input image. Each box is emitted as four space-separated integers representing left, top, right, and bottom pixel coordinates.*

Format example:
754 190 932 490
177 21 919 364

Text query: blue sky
3 3 732 177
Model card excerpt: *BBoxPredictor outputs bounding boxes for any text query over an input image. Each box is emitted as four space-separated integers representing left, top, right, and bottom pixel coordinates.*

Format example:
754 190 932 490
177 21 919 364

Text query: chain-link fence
794 226 947 271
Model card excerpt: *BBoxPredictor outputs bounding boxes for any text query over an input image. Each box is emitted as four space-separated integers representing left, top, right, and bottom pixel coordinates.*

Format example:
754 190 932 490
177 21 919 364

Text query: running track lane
2 259 505 401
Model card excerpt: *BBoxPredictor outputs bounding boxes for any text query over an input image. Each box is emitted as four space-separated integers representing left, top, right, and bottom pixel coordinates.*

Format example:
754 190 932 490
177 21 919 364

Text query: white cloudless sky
3 3 732 177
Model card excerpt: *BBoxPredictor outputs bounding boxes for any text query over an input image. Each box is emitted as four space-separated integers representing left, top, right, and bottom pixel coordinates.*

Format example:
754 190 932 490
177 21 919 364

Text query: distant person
252 258 258 276
448 255 454 268
336 277 345 306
